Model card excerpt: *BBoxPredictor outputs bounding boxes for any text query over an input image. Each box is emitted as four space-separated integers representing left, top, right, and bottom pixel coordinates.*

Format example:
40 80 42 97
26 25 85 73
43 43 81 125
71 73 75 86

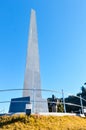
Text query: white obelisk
23 9 48 113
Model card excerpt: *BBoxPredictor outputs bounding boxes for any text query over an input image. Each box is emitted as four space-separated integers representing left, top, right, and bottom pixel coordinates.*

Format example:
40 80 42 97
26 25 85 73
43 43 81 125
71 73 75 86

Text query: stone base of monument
31 98 48 113
9 96 48 114
9 96 30 114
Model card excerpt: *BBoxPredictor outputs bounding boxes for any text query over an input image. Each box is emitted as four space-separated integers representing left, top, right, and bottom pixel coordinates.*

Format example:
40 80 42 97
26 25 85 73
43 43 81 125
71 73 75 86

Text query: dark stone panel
9 97 30 113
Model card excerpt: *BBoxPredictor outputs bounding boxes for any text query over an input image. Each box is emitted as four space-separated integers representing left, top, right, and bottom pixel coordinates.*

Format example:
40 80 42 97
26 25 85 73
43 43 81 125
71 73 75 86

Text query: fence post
80 95 83 114
62 89 66 113
33 88 35 113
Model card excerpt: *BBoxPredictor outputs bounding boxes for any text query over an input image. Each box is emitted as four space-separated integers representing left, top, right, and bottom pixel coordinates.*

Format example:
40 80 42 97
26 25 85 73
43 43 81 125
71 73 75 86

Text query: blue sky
0 0 86 111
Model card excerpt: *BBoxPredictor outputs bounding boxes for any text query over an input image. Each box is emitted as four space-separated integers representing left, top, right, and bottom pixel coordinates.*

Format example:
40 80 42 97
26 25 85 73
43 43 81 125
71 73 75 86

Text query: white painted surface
38 112 85 117
26 104 32 109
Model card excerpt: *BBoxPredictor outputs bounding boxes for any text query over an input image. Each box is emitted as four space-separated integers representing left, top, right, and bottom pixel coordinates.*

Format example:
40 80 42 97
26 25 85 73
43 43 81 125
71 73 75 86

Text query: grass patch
0 114 86 130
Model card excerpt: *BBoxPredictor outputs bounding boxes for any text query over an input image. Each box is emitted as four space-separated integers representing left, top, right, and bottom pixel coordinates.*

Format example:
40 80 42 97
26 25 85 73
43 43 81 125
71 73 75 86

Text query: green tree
81 86 86 93
57 103 64 112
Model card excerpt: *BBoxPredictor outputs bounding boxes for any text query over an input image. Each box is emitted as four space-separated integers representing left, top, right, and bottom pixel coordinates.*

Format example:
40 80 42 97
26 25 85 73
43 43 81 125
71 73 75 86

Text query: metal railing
0 88 86 114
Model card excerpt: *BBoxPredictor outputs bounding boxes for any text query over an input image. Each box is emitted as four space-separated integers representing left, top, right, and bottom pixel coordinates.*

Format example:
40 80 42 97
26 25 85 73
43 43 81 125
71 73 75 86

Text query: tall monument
23 9 48 113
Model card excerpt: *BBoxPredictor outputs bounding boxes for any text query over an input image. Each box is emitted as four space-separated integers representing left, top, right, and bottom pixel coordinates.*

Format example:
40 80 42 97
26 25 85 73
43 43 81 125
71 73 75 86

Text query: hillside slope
0 114 86 130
